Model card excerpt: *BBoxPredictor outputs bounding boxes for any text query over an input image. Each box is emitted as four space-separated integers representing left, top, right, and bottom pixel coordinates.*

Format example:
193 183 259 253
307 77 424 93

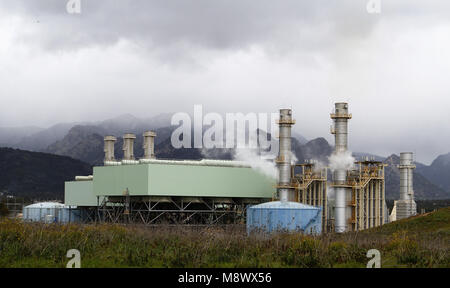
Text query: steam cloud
233 148 278 180
310 160 327 174
328 150 355 172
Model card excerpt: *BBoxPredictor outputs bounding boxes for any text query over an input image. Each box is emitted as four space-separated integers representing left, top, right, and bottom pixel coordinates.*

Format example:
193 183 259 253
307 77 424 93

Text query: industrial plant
21 102 417 234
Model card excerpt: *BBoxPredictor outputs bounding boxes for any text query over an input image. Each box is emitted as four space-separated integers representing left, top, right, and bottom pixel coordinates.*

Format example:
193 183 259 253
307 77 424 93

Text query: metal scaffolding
292 161 328 232
347 159 386 231
83 196 263 225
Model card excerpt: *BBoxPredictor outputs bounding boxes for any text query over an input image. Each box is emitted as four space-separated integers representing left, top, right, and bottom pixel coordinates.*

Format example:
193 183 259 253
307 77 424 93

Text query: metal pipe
123 133 136 160
277 109 295 202
408 167 414 198
397 152 417 219
399 152 413 201
75 175 93 181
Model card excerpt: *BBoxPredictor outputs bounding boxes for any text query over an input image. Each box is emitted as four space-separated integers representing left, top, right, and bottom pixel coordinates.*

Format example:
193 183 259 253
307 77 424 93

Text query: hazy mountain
292 140 448 199
416 152 450 193
0 126 43 147
295 137 333 163
97 113 173 136
44 125 107 165
40 124 381 169
28 119 450 200
384 154 449 200
2 113 173 152
45 125 183 165
0 148 92 200
292 131 308 145
15 122 84 152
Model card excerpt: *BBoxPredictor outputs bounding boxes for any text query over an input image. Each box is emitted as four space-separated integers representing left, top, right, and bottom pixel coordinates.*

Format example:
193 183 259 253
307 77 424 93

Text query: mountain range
1 114 173 152
42 123 450 200
0 148 92 200
1 114 449 200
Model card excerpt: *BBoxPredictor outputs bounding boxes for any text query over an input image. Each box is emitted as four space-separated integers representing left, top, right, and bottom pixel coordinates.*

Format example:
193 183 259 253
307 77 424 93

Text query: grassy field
0 207 449 268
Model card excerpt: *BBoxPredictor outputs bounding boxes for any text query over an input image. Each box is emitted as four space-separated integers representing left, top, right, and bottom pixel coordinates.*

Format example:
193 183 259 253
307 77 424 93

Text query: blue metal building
247 201 322 234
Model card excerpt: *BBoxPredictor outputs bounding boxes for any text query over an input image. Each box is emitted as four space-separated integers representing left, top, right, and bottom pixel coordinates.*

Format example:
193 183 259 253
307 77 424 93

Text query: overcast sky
1 0 450 164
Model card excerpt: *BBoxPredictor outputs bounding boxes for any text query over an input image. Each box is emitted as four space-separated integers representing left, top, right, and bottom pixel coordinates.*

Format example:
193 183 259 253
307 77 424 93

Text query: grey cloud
1 1 450 164
3 0 381 54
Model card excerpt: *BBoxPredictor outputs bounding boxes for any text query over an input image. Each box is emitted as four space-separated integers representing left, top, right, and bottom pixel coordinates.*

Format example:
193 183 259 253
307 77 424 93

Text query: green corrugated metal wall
93 163 275 199
65 181 101 206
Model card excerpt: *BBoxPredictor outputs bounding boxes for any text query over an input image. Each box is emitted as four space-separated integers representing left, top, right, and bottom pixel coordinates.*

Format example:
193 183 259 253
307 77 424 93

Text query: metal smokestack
396 152 417 219
399 152 414 201
331 102 352 233
104 136 117 163
142 131 157 159
277 109 296 202
122 133 136 160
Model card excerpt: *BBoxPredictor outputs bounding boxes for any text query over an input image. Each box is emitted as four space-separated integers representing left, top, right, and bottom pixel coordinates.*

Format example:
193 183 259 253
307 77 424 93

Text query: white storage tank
22 202 80 223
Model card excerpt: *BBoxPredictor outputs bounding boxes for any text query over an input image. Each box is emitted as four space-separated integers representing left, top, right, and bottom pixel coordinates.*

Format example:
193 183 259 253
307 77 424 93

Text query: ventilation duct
122 133 136 160
143 131 157 159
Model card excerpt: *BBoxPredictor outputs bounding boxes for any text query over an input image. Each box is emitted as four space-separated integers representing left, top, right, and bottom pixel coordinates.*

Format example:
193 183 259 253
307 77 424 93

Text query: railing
330 113 352 119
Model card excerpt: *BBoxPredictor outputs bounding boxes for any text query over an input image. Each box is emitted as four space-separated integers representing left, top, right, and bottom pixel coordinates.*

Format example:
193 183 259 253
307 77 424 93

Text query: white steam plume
310 160 327 174
328 150 355 172
233 148 278 180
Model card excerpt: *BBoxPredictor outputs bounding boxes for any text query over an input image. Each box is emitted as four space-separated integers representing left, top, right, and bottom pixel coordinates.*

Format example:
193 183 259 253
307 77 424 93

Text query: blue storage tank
247 201 322 235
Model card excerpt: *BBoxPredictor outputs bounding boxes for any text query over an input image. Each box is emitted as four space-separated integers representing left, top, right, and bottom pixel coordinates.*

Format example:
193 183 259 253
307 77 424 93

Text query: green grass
0 207 449 268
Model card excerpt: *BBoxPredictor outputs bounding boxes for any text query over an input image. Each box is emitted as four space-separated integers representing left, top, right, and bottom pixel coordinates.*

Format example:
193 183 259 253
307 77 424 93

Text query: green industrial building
65 159 276 224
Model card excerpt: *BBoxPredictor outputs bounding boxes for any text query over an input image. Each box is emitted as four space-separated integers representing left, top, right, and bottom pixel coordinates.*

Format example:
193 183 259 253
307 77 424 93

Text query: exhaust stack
331 102 352 233
143 131 157 159
396 152 417 219
122 133 136 160
277 109 296 202
104 136 117 163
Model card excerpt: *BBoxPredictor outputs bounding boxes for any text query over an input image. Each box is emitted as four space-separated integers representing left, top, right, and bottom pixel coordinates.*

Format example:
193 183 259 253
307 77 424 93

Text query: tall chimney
277 109 296 202
331 102 352 233
122 133 136 160
142 131 157 159
104 136 117 163
397 152 417 219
